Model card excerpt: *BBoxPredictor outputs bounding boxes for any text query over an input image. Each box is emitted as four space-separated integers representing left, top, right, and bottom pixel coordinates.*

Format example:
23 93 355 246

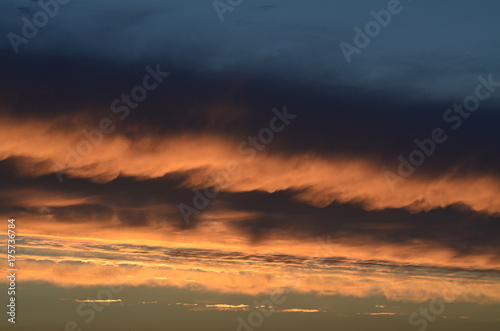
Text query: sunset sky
1 1 500 330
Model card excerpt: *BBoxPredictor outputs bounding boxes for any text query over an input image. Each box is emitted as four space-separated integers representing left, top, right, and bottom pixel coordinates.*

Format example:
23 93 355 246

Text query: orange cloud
1 114 500 216
2 228 499 304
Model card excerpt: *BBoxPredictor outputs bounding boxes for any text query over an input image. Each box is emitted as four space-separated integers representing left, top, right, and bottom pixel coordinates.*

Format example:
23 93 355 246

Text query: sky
1 0 500 330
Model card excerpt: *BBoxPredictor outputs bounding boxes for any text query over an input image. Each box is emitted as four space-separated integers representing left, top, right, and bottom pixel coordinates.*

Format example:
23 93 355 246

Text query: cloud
1 1 500 314
1 111 500 258
3 233 500 304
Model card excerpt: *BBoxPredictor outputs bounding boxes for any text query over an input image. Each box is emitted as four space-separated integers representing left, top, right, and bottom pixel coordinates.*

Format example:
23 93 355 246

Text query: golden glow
1 114 500 215
1 227 499 304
